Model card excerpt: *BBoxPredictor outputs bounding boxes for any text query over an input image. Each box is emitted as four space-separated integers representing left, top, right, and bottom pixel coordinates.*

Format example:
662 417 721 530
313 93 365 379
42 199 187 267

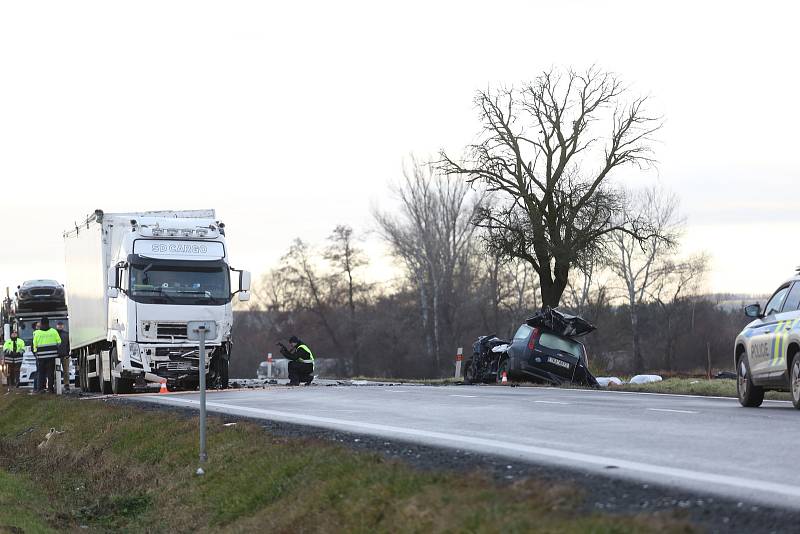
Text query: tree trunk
630 303 644 373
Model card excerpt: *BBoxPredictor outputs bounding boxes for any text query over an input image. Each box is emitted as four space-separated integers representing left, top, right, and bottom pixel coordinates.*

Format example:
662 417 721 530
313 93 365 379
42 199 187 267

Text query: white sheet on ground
596 376 623 387
628 374 663 384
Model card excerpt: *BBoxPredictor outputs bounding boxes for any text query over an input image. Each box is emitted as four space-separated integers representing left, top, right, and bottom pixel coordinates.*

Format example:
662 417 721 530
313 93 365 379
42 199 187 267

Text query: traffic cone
159 380 168 394
501 371 508 384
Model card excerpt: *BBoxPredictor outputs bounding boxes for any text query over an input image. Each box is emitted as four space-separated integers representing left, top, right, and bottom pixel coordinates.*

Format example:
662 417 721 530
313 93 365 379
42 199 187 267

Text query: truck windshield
129 261 230 305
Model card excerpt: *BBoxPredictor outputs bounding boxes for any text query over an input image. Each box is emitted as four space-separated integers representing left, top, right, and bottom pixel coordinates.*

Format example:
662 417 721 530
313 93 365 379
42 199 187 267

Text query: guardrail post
454 347 463 379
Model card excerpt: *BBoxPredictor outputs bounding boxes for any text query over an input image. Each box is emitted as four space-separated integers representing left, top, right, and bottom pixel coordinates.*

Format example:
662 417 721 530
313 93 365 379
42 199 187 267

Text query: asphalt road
130 383 800 510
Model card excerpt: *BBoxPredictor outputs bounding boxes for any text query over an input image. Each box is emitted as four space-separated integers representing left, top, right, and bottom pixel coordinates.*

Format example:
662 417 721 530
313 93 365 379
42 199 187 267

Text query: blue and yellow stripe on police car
772 319 800 366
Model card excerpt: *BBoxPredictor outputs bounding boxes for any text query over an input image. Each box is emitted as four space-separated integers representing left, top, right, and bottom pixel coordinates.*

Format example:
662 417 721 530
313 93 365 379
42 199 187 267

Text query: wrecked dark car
464 307 599 387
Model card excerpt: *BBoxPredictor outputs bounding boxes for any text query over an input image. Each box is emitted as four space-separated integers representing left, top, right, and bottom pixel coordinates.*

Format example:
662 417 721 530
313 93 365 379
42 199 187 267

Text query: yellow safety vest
297 344 314 364
33 328 62 358
3 338 25 353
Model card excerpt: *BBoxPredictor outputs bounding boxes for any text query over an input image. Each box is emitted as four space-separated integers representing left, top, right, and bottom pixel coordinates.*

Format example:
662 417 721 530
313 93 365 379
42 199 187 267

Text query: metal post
186 320 216 476
55 359 63 395
454 347 463 379
267 352 273 379
198 325 207 469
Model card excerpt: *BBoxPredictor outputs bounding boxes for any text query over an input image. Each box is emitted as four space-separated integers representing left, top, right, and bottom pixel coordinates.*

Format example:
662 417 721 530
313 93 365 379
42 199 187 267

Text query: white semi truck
64 209 250 394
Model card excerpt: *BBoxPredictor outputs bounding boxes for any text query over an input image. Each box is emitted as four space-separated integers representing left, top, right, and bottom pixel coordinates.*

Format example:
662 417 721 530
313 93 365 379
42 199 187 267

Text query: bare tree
649 253 709 371
500 258 540 334
375 157 483 374
440 66 663 307
325 225 368 375
278 239 345 354
608 186 683 373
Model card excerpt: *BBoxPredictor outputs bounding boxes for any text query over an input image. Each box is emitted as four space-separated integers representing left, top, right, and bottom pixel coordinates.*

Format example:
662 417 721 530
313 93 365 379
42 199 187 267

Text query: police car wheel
790 357 800 410
737 355 764 408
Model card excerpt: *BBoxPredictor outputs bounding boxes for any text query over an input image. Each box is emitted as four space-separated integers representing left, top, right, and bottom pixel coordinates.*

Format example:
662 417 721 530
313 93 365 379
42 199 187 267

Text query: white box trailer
64 209 250 393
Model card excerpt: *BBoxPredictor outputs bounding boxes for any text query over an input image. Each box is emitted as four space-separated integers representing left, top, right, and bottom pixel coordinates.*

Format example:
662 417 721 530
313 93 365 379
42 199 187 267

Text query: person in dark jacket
278 336 314 386
56 321 71 391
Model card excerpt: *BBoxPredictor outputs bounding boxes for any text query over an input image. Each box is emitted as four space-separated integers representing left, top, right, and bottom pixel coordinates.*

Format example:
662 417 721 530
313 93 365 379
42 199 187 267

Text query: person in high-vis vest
3 331 26 388
278 336 314 386
33 317 62 393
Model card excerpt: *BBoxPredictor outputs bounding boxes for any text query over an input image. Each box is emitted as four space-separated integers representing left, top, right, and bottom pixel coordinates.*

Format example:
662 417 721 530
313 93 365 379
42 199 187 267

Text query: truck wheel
790 356 800 410
98 352 112 395
463 359 477 384
78 354 86 390
87 353 100 392
737 354 764 407
110 348 133 395
210 355 229 389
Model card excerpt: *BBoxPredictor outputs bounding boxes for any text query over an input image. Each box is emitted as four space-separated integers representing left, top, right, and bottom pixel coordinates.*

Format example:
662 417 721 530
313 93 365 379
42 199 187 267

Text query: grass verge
605 378 792 400
0 469 56 533
0 391 696 533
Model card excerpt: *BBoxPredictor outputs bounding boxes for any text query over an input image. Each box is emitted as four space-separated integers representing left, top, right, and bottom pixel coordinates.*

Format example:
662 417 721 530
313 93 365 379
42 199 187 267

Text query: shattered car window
539 333 583 359
513 325 533 341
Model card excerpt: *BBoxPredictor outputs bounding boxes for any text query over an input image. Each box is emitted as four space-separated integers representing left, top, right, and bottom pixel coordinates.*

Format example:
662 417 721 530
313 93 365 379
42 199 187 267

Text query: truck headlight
129 343 140 359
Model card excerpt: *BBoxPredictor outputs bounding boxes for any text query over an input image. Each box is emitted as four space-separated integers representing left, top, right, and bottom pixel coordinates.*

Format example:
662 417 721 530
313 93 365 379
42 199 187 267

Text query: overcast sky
1 0 798 298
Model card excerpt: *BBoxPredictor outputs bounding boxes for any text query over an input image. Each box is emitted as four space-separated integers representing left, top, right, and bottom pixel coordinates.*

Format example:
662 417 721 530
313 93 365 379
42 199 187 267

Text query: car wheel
737 353 764 408
496 358 510 384
463 359 476 384
790 357 800 410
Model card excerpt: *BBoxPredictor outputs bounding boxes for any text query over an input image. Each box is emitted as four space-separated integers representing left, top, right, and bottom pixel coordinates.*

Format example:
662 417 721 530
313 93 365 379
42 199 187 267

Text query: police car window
513 324 533 340
764 285 790 316
781 283 800 313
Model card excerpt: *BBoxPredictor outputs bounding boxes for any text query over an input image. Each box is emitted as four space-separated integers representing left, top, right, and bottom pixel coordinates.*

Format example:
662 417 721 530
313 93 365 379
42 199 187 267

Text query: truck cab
65 210 250 394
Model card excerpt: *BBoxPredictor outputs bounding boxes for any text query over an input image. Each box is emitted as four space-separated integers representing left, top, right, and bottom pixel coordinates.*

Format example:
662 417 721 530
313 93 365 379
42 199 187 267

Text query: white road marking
145 396 800 506
647 408 698 414
449 394 478 398
557 387 793 404
533 400 570 405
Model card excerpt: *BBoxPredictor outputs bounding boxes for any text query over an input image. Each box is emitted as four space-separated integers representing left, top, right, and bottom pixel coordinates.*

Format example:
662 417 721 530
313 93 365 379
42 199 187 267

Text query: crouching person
278 336 314 386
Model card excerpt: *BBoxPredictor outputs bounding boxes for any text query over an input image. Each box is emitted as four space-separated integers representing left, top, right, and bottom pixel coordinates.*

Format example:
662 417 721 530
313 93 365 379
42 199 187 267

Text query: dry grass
0 392 697 533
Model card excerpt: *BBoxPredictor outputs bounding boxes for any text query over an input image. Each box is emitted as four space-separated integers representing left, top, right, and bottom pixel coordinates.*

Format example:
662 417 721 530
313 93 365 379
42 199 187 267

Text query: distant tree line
229 66 754 379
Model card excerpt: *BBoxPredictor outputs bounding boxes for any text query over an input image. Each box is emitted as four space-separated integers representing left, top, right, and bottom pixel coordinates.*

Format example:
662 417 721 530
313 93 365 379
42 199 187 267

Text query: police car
735 271 800 409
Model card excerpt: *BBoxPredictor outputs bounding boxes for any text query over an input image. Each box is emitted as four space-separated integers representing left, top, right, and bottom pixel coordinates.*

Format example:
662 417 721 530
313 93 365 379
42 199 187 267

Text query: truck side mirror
240 270 251 292
238 291 251 302
107 265 119 298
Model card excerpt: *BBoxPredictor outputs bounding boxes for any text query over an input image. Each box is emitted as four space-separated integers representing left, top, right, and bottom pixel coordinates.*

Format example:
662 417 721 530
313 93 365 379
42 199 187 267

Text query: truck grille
161 361 196 372
156 322 189 340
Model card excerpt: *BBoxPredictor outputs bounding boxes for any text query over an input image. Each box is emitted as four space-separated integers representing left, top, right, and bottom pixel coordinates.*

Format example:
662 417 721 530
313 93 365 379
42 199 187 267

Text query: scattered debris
713 371 737 380
596 377 623 387
223 422 237 427
15 426 34 437
37 427 64 450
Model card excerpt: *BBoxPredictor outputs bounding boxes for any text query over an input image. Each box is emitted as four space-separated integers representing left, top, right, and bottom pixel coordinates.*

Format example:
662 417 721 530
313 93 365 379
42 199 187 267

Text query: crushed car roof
525 307 596 338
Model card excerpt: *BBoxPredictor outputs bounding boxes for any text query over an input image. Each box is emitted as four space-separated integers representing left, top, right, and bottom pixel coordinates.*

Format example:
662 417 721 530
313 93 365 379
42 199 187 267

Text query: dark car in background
466 308 598 386
15 279 66 312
